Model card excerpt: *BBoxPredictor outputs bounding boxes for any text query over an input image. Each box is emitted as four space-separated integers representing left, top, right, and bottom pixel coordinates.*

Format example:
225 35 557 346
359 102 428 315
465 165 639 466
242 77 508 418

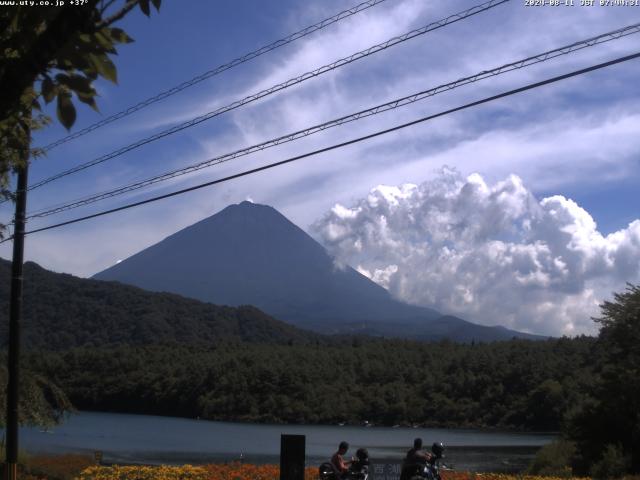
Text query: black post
280 434 305 480
5 162 29 480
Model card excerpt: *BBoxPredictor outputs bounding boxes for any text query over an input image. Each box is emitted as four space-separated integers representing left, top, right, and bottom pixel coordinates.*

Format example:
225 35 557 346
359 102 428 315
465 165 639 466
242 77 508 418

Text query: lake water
12 411 556 472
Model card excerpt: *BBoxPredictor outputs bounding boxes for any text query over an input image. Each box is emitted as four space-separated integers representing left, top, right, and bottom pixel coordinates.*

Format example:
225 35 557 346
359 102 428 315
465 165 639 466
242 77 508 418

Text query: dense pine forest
25 337 596 430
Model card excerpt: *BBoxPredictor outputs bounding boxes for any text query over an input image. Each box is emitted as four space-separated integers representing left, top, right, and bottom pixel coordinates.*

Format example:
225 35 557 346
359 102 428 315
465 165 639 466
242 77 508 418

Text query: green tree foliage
0 0 160 204
525 379 566 431
0 361 73 428
527 439 576 477
566 284 640 476
589 444 632 480
24 337 596 431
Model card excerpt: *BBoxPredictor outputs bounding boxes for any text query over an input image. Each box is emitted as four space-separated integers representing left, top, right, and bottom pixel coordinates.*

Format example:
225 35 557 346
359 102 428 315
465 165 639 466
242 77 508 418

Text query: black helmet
413 438 423 449
339 441 349 451
431 442 444 458
356 448 369 462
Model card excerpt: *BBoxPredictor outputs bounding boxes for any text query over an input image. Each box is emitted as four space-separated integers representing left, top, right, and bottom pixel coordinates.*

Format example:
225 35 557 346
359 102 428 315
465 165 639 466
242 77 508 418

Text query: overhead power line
6 50 637 242
27 0 509 192
39 0 392 153
25 22 640 220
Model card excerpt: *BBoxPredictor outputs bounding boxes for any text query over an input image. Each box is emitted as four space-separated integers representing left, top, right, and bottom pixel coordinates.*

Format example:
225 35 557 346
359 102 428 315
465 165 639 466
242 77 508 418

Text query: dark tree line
25 336 596 430
564 285 640 476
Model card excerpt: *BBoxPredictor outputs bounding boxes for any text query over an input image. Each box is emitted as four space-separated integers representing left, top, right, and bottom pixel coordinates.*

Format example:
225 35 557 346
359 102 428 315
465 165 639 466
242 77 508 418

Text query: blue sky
2 0 639 335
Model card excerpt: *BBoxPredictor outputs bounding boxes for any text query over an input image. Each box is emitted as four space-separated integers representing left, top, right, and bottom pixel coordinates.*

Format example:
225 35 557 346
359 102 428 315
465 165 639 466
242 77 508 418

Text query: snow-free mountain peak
94 202 542 341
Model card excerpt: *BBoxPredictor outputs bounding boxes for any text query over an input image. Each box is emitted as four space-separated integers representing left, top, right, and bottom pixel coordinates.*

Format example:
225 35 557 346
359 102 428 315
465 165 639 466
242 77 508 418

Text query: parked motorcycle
319 448 370 480
408 460 440 480
402 442 445 480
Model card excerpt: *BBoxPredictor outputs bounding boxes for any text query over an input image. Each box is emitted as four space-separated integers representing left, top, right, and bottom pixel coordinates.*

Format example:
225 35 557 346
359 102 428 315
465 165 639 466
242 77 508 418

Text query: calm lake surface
14 412 556 472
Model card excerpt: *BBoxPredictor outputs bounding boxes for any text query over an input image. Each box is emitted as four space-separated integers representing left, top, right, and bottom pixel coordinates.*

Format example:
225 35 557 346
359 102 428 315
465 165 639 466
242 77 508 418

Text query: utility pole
5 137 30 480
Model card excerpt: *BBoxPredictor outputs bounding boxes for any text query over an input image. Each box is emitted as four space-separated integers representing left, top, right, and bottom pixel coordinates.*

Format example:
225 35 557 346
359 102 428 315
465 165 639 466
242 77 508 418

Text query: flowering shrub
441 473 592 480
74 464 209 480
75 463 318 480
204 463 279 480
203 463 318 480
18 461 609 480
27 454 95 480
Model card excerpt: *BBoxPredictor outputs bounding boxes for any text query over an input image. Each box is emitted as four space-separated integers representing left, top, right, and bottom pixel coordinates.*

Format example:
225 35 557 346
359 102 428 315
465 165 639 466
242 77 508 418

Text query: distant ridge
0 258 320 349
94 201 543 342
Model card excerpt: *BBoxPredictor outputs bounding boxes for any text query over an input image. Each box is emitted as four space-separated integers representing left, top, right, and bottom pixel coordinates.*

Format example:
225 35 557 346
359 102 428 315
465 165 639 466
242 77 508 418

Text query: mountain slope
0 259 320 349
95 202 440 326
94 201 542 341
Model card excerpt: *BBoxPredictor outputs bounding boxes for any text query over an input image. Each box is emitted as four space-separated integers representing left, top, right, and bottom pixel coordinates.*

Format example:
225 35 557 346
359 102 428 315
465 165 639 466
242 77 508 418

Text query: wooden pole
5 155 29 480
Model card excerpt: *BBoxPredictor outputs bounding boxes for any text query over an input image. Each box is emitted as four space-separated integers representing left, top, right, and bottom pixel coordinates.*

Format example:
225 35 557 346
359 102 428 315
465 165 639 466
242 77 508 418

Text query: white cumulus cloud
311 168 640 336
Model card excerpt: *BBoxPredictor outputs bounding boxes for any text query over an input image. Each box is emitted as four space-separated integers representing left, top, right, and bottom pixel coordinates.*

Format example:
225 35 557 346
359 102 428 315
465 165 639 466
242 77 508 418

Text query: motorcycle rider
352 448 369 470
407 438 433 465
400 438 433 480
431 442 445 461
331 441 352 477
320 443 368 480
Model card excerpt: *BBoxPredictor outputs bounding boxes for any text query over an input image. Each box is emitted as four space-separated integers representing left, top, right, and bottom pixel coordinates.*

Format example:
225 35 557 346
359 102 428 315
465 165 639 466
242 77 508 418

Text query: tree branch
96 0 139 29
100 0 119 16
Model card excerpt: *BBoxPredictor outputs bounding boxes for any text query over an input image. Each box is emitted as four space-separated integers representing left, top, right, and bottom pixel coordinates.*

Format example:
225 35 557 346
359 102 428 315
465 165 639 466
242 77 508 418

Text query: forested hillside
27 336 596 430
0 257 601 433
0 259 320 348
